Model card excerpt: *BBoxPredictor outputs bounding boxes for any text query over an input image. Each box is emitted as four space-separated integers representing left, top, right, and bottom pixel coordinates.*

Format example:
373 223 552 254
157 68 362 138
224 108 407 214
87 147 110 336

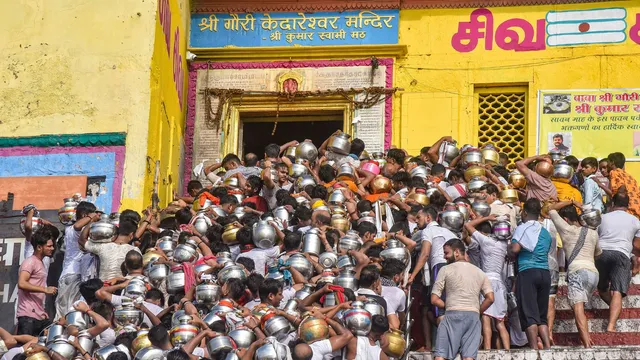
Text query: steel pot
157 236 176 256
499 188 519 204
295 174 316 192
210 206 228 218
108 212 121 227
224 177 240 189
20 216 42 236
549 149 565 162
336 164 356 182
552 162 574 183
196 283 222 305
407 192 429 206
203 312 226 331
334 269 358 291
228 328 256 349
535 160 554 178
173 242 198 263
492 220 511 240
124 278 147 298
463 149 484 165
131 330 151 356
385 329 407 358
65 311 91 330
286 253 313 279
380 239 409 265
76 331 94 354
471 200 491 217
580 208 602 230
46 324 65 344
328 189 347 206
464 165 486 182
142 251 162 267
262 315 291 339
207 336 236 356
216 252 233 266
146 262 169 284
344 301 372 336
299 315 329 344
170 317 199 346
302 228 322 256
370 175 391 194
438 209 464 233
58 198 78 226
133 346 163 360
442 141 460 164
191 212 213 235
295 284 316 300
285 146 297 158
361 161 380 175
96 345 131 360
508 171 527 189
222 223 241 244
319 268 337 285
273 206 290 224
363 299 385 317
166 267 186 294
265 264 285 283
467 176 487 193
338 235 362 252
482 147 500 166
47 338 75 360
253 220 276 249
255 337 289 360
114 303 143 328
410 166 429 180
289 159 308 178
458 204 470 221
327 133 351 155
283 299 300 314
26 353 50 360
295 141 319 162
218 263 247 284
194 263 213 276
318 252 338 268
232 206 246 220
89 218 117 243
337 254 355 269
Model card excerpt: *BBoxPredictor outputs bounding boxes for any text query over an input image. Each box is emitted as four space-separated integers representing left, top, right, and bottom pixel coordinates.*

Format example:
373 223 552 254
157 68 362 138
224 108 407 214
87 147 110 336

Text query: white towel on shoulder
512 220 542 252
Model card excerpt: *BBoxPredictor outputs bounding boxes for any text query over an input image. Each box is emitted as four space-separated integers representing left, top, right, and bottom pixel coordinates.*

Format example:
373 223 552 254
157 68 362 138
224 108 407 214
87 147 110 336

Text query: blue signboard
190 10 399 48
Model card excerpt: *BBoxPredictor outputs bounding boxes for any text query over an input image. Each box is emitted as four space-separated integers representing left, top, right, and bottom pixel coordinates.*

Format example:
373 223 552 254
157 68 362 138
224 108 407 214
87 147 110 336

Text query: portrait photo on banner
548 132 572 155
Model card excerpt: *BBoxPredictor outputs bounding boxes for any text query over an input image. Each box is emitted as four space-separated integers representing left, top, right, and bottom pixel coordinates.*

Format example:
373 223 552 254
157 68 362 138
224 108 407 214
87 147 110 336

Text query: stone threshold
408 346 640 359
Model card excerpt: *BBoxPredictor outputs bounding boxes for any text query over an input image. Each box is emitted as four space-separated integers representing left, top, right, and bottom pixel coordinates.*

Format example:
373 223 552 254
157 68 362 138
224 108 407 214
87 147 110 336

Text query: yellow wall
0 0 157 210
144 0 189 209
394 1 640 179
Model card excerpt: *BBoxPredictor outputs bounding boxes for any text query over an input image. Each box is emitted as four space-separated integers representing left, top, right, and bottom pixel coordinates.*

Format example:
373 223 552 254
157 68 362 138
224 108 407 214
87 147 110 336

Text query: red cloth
320 285 346 305
195 255 216 266
182 262 196 294
242 196 269 213
240 245 255 253
198 192 220 207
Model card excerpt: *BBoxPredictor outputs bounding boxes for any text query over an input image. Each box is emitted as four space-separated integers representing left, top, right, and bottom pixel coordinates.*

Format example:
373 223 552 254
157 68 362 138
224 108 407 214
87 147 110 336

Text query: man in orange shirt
607 152 640 218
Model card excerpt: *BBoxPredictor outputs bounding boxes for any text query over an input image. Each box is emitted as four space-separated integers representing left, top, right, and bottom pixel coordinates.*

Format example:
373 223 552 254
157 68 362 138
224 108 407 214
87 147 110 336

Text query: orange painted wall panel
0 176 87 210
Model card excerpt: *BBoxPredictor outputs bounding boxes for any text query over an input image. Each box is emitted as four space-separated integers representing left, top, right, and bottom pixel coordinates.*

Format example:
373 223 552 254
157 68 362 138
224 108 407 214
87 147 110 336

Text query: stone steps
408 347 640 360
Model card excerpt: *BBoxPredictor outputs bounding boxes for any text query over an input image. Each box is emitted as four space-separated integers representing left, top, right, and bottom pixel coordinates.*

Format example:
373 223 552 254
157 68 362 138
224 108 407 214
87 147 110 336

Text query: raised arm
427 136 453 164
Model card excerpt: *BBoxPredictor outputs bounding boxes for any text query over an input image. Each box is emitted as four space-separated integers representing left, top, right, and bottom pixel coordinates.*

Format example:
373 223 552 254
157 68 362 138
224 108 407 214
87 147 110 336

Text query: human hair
276 189 291 204
318 165 336 183
444 238 466 255
167 349 191 360
558 205 579 223
30 226 57 251
265 144 281 158
209 240 230 254
612 193 629 208
236 226 253 246
76 201 97 218
357 221 376 237
499 153 508 161
311 185 328 200
315 213 331 226
175 208 192 225
79 279 103 305
187 180 203 194
411 176 426 189
145 288 165 307
244 153 259 167
295 207 312 222
246 176 263 195
608 152 625 169
91 300 115 321
387 149 405 165
159 217 178 230
245 273 264 295
371 314 389 335
523 198 542 219
581 157 598 169
408 204 423 216
359 265 380 288
211 187 228 199
553 134 563 140
431 164 446 177
422 205 439 222
420 146 430 155
447 169 464 183
381 259 405 279
351 138 365 156
236 257 255 272
391 172 411 187
275 162 288 172
226 278 247 301
494 166 510 179
283 232 302 251
106 352 129 360
125 250 143 271
259 278 283 302
205 226 223 244
429 191 447 210
220 194 239 207
366 246 382 259
409 157 427 167
480 183 500 196
148 325 169 348
117 220 137 236
120 209 141 224
477 221 492 234
281 196 298 209
325 229 340 248
114 331 137 352
357 200 373 214
453 197 470 206
222 153 242 167
240 213 260 227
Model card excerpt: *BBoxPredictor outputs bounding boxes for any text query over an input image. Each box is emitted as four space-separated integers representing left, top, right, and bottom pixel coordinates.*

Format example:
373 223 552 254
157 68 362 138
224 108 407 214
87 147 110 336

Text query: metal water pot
218 263 247 283
157 236 176 256
552 162 574 183
299 315 329 344
464 165 486 182
265 264 285 283
229 328 256 349
410 165 429 179
196 282 222 305
95 344 131 360
47 338 76 360
580 208 602 229
327 132 351 155
233 206 246 220
295 174 316 192
295 283 316 300
289 159 308 178
286 253 313 279
194 263 213 276
535 160 554 178
438 209 464 233
20 215 43 236
467 176 487 193
88 218 117 243
334 269 358 291
457 203 470 221
222 223 241 245
146 262 169 284
337 255 355 270
508 171 527 189
224 177 240 189
170 315 199 346
330 214 350 232
295 141 319 162
471 200 491 217
114 303 144 327
318 252 338 268
133 346 163 360
492 220 511 240
203 312 226 331
46 324 65 344
173 241 198 263
210 206 228 218
463 148 483 164
549 149 565 162
343 301 372 336
273 206 290 224
108 212 121 227
482 146 500 166
363 299 385 317
58 198 78 226
262 315 291 339
253 220 276 249
338 234 362 252
370 175 392 194
207 336 235 356
328 188 347 206
216 252 233 266
336 164 356 181
385 329 407 358
442 141 459 164
255 337 289 360
76 331 94 354
380 239 409 265
191 212 212 235
65 311 91 330
131 330 151 356
302 228 322 256
166 266 186 294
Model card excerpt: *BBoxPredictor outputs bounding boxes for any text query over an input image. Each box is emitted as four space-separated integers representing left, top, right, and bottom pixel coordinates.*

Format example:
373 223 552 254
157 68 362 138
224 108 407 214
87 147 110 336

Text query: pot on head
134 347 163 360
47 338 76 360
361 161 380 175
464 165 486 182
438 209 464 233
299 315 329 344
410 166 429 180
508 171 527 189
463 149 484 165
549 149 565 162
218 263 247 284
302 228 323 256
552 162 574 183
471 200 491 217
370 176 391 194
580 208 602 230
442 141 460 164
336 164 356 181
535 160 554 178
58 198 78 226
65 311 91 330
481 146 500 166
253 220 276 249
492 219 512 240
467 176 486 193
343 301 372 336
289 160 308 178
295 142 318 162
88 218 117 243
499 188 519 204
327 132 351 155
228 328 256 349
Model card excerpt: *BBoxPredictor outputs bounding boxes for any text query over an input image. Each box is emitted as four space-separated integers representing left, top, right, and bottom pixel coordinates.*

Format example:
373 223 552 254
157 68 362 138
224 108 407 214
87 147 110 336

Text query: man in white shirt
82 220 141 282
596 193 640 332
235 226 282 276
380 259 407 330
481 183 518 232
293 308 353 360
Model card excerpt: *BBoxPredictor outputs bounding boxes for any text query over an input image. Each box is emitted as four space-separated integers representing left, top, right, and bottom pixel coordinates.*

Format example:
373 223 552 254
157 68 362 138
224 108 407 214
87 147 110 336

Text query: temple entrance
240 110 343 157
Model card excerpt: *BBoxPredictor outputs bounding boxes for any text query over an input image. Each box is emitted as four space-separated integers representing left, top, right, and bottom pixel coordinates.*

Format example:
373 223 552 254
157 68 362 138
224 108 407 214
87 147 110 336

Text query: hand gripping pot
295 141 319 162
294 283 316 300
289 159 308 178
253 220 276 249
438 209 464 233
333 269 358 291
579 208 602 230
343 301 372 336
65 311 91 330
228 328 256 349
20 216 43 236
133 346 163 360
327 132 351 155
58 198 78 225
492 219 511 240
385 329 407 358
88 217 117 243
47 338 76 360
255 337 289 360
442 141 460 164
298 314 329 344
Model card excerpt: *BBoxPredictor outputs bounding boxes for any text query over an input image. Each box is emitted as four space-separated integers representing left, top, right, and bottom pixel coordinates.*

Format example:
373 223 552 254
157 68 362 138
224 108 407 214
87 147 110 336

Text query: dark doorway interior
241 111 343 157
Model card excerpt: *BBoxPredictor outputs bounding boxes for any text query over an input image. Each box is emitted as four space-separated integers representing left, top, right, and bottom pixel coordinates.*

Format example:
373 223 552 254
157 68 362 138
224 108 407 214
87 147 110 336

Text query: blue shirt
512 227 552 271
581 175 605 213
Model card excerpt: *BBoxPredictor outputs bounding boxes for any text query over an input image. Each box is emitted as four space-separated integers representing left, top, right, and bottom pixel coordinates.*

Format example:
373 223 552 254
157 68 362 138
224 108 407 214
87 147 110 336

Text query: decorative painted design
0 133 126 148
277 71 304 94
546 8 627 46
0 146 125 212
191 10 399 48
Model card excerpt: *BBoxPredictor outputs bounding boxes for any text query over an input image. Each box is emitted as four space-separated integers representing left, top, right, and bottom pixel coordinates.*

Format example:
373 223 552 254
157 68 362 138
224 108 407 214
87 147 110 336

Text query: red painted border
554 332 640 346
555 308 640 321
184 58 394 193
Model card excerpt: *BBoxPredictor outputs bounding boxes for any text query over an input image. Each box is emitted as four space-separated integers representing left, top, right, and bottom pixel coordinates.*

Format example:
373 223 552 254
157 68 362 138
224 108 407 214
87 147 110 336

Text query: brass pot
482 147 500 166
142 251 162 267
535 161 554 178
406 192 429 205
26 353 51 360
385 329 407 358
499 188 519 204
222 223 241 244
508 171 527 189
132 330 152 356
464 165 486 182
370 176 391 194
330 215 350 232
299 315 330 344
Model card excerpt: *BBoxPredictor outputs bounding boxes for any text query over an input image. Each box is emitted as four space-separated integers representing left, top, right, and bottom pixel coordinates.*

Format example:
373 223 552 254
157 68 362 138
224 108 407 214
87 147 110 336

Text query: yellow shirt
552 181 583 203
